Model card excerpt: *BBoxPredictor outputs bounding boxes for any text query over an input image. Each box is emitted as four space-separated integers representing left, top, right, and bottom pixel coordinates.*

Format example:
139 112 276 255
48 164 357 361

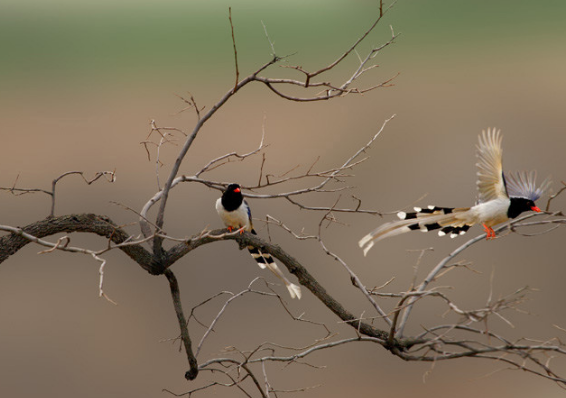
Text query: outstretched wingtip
506 171 551 202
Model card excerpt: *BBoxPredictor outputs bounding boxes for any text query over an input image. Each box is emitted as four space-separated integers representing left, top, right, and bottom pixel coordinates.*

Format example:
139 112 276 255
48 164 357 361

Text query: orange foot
482 224 496 240
227 226 245 234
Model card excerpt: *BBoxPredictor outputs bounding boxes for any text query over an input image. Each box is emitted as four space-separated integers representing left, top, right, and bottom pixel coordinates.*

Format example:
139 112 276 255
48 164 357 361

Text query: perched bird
216 183 302 299
359 128 549 256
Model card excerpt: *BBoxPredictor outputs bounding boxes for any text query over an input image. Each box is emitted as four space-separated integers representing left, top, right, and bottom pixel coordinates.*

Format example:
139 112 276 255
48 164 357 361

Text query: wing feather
476 128 508 203
506 171 550 201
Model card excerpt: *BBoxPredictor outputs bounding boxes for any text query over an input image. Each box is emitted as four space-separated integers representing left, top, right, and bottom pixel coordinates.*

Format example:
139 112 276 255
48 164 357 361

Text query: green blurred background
1 1 566 397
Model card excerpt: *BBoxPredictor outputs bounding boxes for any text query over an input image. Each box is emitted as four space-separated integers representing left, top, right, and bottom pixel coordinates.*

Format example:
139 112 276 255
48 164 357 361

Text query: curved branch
166 228 416 351
0 214 161 274
0 214 414 361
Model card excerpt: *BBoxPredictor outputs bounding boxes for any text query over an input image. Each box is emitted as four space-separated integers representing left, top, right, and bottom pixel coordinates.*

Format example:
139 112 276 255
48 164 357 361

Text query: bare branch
545 181 566 211
195 278 267 358
1 170 116 217
151 9 399 255
261 20 276 57
315 201 392 327
0 214 159 274
396 211 549 336
229 7 239 93
164 269 199 380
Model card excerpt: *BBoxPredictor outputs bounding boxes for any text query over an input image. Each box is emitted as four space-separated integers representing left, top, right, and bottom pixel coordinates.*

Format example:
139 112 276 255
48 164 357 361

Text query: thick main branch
168 228 416 350
0 214 417 372
0 214 161 274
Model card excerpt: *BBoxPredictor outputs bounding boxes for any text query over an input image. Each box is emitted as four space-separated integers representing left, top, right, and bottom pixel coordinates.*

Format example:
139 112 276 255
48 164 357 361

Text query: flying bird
216 183 302 299
359 128 549 256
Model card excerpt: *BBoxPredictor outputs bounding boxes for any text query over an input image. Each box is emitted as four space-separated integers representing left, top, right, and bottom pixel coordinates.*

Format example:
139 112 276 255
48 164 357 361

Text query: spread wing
476 128 508 203
505 171 550 201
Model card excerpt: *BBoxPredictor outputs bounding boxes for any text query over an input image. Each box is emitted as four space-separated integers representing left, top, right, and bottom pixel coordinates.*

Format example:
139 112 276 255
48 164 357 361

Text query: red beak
531 206 541 213
234 187 241 193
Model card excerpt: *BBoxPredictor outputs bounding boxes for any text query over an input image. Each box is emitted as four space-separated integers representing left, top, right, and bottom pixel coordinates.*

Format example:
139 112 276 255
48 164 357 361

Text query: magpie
216 183 302 299
359 128 550 255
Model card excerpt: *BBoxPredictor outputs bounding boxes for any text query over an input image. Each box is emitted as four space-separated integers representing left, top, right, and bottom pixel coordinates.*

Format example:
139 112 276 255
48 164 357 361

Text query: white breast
216 198 252 231
469 197 510 227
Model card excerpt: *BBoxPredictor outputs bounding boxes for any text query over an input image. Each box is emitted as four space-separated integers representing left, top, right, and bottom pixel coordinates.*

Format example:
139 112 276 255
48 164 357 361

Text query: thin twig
229 7 239 93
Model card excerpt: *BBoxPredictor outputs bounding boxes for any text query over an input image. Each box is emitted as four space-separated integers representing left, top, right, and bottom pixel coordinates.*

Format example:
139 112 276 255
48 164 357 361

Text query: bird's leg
482 224 496 239
226 226 245 234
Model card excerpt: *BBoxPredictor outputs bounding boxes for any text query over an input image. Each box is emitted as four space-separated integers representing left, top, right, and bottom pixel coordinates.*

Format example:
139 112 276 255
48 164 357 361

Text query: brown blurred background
1 0 566 397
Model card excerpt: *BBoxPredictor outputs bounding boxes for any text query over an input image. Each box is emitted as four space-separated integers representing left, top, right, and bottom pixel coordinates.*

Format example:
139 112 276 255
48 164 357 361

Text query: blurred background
1 0 566 397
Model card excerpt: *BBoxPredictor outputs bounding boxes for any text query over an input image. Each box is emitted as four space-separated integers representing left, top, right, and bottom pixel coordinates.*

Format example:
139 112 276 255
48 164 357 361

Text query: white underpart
215 198 252 231
468 197 510 226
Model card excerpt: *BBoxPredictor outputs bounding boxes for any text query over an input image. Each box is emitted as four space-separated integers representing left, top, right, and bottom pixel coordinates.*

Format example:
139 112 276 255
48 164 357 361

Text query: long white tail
263 259 302 299
359 206 472 256
248 245 301 299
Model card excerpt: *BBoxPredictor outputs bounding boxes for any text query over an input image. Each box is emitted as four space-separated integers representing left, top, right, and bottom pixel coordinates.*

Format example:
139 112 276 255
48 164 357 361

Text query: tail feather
397 205 457 220
260 253 302 299
359 206 472 255
248 230 301 299
248 246 268 269
285 283 303 300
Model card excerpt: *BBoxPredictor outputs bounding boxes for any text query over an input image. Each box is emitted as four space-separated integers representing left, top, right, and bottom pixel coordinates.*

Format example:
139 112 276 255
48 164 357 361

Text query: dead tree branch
0 170 116 217
151 9 398 255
